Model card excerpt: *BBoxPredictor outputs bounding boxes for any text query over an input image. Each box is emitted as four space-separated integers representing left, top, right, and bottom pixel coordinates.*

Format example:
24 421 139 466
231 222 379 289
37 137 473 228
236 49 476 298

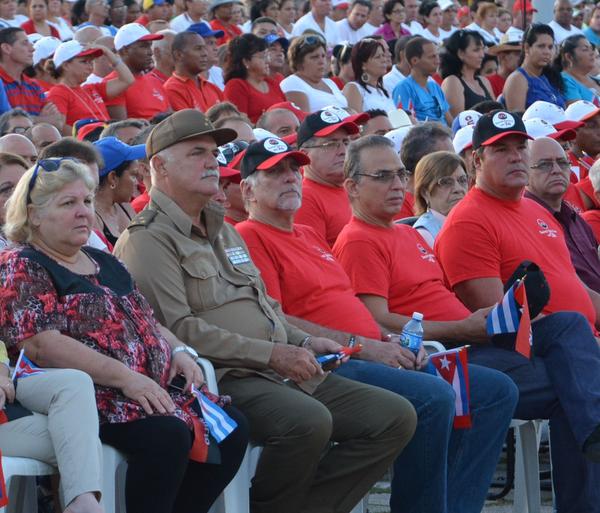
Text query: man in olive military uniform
114 109 417 513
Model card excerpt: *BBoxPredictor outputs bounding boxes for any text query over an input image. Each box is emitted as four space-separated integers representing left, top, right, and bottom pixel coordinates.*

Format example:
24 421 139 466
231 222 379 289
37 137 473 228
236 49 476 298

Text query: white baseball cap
451 109 482 135
523 100 583 130
253 128 279 141
565 100 600 124
27 33 42 45
437 0 455 11
387 109 413 129
524 117 577 142
385 126 412 155
453 125 474 155
114 23 163 52
33 36 61 67
53 40 103 69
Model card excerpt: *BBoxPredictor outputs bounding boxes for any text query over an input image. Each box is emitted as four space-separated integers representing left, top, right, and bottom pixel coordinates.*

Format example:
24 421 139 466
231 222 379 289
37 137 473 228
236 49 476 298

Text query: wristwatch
172 345 199 360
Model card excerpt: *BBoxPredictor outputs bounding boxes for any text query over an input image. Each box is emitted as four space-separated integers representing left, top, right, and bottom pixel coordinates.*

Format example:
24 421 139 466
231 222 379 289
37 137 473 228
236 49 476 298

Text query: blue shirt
392 76 449 125
561 71 600 104
517 67 566 110
0 79 11 115
584 27 600 47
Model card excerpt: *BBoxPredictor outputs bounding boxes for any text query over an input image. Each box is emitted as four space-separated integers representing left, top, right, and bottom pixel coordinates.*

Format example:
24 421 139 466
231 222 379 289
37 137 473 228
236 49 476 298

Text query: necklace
65 83 108 121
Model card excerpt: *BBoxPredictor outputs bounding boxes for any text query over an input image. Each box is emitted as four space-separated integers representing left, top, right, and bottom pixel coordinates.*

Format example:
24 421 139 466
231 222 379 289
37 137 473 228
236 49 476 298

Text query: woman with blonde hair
413 150 469 248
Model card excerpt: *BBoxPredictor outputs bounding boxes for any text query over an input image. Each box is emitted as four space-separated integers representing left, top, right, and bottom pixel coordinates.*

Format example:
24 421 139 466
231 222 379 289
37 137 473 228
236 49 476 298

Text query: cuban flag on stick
486 279 532 359
191 386 237 443
0 450 7 508
425 346 471 429
11 349 44 382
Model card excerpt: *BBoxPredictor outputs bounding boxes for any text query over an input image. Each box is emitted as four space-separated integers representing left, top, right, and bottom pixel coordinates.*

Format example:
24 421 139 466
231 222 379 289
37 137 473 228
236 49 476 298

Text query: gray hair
241 172 259 211
4 160 96 243
344 135 394 180
400 122 452 173
589 159 600 194
100 119 149 140
0 108 32 136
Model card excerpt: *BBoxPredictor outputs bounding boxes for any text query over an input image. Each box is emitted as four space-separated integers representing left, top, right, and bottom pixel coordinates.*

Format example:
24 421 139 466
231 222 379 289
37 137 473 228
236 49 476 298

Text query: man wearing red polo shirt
295 107 366 247
104 23 171 120
435 109 600 513
209 0 243 45
163 29 223 112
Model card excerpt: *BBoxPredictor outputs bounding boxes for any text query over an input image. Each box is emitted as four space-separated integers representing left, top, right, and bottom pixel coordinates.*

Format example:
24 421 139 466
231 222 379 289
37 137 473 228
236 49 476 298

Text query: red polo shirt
223 76 286 123
103 70 170 120
236 219 383 339
210 19 242 46
47 82 110 127
164 72 224 112
0 65 46 116
435 187 596 327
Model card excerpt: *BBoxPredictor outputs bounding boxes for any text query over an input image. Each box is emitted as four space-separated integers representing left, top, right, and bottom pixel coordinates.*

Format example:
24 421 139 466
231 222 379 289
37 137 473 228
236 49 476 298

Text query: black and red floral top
0 245 221 428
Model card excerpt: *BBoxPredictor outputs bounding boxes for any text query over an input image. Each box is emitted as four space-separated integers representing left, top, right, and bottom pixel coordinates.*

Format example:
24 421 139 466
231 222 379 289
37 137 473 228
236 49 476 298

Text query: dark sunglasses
27 157 79 204
299 34 325 48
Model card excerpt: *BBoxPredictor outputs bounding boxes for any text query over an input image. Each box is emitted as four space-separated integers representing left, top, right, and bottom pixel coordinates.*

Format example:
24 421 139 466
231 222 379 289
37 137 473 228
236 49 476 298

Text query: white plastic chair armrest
196 357 219 393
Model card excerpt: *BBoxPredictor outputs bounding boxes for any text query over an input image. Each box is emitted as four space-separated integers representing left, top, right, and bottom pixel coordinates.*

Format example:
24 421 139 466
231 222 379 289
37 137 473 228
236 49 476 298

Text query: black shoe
583 425 600 463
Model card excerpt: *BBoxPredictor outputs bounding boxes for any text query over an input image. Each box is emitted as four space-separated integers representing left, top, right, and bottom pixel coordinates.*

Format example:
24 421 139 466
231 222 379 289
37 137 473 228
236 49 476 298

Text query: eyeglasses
303 138 350 151
355 168 410 183
27 157 78 204
299 35 325 49
436 175 469 189
530 159 571 173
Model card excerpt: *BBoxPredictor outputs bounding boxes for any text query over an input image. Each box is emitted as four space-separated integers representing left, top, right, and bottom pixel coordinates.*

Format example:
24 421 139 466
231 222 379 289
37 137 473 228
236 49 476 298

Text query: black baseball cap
472 110 532 150
241 137 311 179
297 107 363 148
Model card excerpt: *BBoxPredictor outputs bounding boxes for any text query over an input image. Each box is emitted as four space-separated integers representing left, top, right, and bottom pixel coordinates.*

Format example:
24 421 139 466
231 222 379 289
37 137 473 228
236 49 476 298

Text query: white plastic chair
1 456 56 513
100 445 127 513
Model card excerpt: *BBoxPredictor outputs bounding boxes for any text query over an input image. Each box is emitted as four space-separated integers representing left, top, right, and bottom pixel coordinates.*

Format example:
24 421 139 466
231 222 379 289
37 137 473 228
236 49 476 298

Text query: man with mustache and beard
524 136 600 294
114 109 417 513
238 134 519 513
435 110 600 513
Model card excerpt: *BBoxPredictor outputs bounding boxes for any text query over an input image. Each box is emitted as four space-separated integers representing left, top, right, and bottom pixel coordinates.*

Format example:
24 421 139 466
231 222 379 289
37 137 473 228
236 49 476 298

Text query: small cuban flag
11 349 44 382
425 346 471 429
0 450 7 508
486 279 532 359
191 385 237 444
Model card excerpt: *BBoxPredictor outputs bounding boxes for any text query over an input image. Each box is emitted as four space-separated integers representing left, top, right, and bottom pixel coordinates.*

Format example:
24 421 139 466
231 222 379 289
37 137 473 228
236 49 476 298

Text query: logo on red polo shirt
152 89 165 101
537 218 558 238
313 246 335 262
417 242 436 262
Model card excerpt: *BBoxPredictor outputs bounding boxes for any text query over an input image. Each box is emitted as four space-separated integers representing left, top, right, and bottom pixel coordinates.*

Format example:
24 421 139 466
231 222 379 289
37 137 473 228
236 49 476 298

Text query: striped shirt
0 65 45 115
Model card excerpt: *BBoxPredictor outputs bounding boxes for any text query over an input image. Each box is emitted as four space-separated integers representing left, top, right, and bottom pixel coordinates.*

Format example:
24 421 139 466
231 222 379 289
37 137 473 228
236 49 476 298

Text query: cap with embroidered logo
241 137 310 178
297 107 362 148
472 110 531 150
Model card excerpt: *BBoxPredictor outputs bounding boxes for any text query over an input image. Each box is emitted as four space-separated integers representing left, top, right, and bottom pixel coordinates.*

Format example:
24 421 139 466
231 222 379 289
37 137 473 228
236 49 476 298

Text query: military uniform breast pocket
181 257 224 311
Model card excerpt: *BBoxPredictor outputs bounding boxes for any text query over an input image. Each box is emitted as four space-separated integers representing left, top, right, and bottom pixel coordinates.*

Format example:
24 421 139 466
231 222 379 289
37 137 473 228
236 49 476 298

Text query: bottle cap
412 312 424 321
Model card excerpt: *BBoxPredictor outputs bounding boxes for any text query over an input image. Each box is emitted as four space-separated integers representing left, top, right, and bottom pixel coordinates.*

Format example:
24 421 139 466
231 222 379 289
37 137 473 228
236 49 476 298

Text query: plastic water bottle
400 312 424 354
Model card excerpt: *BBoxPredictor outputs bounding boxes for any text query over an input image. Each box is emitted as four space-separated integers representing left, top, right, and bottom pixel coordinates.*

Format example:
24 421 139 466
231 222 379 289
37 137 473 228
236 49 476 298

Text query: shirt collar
149 187 224 242
524 189 575 221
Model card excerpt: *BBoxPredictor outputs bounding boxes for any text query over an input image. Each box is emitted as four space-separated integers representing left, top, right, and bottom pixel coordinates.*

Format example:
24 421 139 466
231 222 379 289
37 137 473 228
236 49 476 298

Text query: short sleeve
0 252 66 352
46 85 69 116
334 239 391 299
392 81 408 109
279 74 306 95
435 218 502 289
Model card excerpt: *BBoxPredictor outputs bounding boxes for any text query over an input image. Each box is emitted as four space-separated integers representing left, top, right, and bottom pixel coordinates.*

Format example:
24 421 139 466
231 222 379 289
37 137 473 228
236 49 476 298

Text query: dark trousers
100 407 248 513
218 372 417 513
469 311 600 513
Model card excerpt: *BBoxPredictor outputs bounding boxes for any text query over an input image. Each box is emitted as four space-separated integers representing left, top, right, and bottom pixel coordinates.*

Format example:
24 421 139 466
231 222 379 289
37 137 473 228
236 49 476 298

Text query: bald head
527 137 570 209
74 26 103 44
256 109 300 138
0 134 37 165
27 123 61 152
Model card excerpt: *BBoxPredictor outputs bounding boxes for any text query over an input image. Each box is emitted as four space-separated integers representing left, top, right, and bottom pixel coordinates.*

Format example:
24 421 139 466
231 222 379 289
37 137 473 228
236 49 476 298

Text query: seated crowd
1 0 600 513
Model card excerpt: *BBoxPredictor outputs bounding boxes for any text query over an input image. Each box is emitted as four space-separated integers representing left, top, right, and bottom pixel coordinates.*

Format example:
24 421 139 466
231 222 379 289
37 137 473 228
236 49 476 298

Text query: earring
361 72 370 82
110 184 116 189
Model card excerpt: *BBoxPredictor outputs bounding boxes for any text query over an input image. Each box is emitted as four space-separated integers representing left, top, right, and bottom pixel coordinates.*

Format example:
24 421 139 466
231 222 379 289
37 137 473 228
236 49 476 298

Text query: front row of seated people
1 109 600 513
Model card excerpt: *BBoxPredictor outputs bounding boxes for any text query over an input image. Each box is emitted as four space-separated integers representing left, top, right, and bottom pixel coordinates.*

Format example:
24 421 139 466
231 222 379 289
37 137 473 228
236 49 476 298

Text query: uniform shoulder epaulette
127 209 158 230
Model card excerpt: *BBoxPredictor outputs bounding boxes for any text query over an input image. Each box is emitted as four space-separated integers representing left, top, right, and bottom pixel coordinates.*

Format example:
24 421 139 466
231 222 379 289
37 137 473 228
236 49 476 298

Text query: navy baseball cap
297 107 361 148
264 33 289 51
94 137 146 177
241 137 310 179
188 22 224 39
472 110 532 150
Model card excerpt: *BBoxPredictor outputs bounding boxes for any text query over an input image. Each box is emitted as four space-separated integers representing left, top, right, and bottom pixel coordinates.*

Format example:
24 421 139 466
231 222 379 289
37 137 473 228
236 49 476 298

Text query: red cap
219 165 241 183
513 1 537 14
77 122 106 141
267 101 308 121
282 132 297 146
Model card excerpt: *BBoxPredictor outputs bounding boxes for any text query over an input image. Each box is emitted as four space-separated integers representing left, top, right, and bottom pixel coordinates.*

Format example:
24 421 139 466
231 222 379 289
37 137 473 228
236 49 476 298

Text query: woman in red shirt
21 0 60 37
223 33 286 124
47 40 134 134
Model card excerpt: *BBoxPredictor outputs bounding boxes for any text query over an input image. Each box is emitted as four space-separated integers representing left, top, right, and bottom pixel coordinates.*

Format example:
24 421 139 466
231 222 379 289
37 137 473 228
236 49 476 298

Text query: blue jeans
335 360 518 513
469 311 600 513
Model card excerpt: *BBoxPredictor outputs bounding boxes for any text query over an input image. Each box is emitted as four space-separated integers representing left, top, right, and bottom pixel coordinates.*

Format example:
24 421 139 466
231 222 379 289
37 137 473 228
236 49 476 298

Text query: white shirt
347 81 397 111
420 27 443 45
208 65 224 90
383 66 406 97
280 24 294 39
83 73 103 85
439 25 457 41
548 20 584 44
335 18 373 43
279 74 348 112
48 17 74 41
291 12 339 47
362 21 379 35
170 13 210 33
0 15 27 28
88 231 108 252
405 20 423 35
465 22 499 45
